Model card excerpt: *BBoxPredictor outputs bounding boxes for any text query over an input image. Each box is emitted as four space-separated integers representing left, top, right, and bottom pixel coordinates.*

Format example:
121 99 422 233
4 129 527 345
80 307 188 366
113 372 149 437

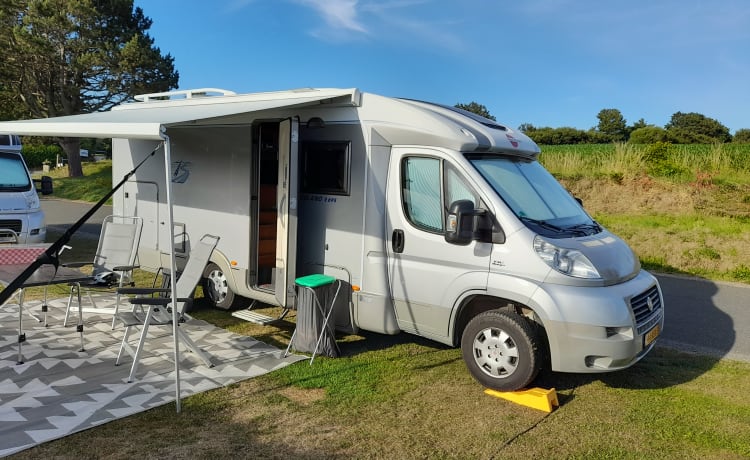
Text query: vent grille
0 219 23 233
630 285 662 335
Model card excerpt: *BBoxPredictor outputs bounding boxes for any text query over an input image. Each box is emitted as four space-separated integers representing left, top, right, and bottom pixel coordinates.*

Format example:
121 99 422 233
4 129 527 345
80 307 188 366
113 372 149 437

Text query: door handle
392 229 405 253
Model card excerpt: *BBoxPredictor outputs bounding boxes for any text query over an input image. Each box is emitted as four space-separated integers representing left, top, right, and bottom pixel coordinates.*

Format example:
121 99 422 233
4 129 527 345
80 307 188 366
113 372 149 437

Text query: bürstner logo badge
647 296 654 311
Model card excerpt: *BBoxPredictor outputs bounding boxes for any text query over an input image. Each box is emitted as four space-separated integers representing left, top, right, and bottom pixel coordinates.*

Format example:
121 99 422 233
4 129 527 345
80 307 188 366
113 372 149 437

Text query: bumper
532 270 664 373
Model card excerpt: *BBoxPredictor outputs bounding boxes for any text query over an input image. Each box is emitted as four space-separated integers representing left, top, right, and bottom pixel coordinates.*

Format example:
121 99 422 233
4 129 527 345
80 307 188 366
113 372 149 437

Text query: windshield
467 154 600 237
0 152 32 192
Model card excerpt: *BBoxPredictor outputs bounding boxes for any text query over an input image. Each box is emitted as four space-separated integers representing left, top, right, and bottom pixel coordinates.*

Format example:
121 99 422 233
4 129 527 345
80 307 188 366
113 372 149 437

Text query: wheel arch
451 294 549 353
203 248 238 292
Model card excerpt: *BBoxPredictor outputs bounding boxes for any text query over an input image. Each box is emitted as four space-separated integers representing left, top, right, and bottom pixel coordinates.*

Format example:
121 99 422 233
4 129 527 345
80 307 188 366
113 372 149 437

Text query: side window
401 157 443 232
300 141 351 195
444 163 479 208
445 162 496 241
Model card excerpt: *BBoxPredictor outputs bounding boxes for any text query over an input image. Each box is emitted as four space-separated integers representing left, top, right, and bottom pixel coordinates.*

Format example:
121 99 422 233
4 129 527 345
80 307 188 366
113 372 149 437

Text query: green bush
643 142 684 177
21 144 64 169
733 129 750 144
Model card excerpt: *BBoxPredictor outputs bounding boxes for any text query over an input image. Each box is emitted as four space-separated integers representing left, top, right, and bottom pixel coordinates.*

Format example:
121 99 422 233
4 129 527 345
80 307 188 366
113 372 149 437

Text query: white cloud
292 0 466 52
295 0 369 34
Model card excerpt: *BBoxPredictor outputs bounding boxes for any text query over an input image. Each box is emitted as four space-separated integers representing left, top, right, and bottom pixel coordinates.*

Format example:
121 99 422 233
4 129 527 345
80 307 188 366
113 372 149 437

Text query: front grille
630 285 662 335
0 219 23 233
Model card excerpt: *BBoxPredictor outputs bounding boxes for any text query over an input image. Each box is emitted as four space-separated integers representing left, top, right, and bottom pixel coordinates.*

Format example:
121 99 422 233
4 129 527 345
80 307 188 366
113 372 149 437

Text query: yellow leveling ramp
484 387 559 412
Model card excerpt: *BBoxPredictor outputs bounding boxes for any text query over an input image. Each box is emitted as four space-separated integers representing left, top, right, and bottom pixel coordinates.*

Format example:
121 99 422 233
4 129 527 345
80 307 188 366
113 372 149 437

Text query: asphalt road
40 198 750 363
41 198 112 238
655 274 749 363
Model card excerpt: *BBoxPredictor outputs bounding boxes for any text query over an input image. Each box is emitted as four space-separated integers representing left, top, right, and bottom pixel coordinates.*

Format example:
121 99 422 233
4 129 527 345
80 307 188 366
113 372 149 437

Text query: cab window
401 156 484 234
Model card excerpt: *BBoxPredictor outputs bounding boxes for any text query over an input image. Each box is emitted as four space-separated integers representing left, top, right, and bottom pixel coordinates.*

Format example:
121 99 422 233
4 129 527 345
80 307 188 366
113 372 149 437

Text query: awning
0 86 360 413
0 88 360 140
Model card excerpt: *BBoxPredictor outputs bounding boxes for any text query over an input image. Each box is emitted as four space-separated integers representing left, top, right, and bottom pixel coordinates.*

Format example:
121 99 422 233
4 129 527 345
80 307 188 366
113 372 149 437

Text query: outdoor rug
0 295 304 457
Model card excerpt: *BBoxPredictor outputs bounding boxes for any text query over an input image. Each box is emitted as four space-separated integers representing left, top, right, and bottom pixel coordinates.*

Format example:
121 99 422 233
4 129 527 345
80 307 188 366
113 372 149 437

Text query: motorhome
0 133 48 244
0 88 664 390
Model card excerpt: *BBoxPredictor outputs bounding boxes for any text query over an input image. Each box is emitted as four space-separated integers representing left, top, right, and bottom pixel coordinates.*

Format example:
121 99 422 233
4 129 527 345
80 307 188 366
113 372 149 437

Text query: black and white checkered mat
0 296 304 457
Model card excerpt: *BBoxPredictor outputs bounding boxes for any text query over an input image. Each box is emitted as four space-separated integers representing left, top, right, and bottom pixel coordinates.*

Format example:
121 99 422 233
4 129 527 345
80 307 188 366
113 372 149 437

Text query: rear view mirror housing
33 176 54 195
445 200 485 246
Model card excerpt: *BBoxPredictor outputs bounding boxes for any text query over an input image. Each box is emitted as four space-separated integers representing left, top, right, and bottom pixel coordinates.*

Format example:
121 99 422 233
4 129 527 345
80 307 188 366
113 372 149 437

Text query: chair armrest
113 264 140 272
62 261 90 268
128 297 193 306
117 287 170 296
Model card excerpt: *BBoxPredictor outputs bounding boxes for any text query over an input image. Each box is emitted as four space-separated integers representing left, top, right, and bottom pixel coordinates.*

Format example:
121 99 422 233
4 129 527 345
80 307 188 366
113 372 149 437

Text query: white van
0 133 49 244
0 89 664 391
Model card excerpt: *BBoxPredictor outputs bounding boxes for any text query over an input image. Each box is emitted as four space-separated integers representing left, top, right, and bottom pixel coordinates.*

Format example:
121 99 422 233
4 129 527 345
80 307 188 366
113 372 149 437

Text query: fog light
605 326 633 339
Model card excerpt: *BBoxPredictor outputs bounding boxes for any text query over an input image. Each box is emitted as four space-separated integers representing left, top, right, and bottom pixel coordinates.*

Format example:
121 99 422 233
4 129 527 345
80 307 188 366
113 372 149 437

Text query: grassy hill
540 143 750 283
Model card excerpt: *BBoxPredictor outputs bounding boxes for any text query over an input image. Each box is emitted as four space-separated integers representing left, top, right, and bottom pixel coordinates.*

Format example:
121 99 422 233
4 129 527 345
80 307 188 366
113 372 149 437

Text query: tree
732 129 750 144
665 112 731 144
518 123 535 133
629 126 669 144
0 0 178 176
454 102 496 121
596 108 628 142
525 126 591 145
630 118 648 131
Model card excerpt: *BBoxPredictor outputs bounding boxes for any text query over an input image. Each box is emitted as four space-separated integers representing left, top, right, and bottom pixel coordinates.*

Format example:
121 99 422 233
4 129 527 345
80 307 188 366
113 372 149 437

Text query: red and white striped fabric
0 246 49 265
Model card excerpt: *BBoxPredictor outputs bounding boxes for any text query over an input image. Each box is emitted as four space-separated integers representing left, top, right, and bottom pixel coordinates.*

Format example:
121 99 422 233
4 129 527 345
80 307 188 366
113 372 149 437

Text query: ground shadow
535 273 740 392
194 272 741 394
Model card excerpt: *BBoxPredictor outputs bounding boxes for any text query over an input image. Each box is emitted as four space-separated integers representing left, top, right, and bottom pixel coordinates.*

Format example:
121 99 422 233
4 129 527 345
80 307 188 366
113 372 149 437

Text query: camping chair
114 234 220 382
62 215 143 330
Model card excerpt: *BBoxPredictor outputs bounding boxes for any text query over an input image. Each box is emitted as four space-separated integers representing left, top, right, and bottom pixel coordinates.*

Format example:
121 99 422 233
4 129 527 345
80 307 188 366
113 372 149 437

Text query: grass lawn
11 321 750 459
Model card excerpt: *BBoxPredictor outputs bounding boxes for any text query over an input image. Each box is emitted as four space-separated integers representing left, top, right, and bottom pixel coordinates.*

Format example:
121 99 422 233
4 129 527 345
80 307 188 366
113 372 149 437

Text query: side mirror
39 176 53 195
445 199 484 246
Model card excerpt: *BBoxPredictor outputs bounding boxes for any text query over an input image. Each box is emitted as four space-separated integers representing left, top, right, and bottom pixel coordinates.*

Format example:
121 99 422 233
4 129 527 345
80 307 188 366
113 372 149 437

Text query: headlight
25 193 40 210
533 236 601 279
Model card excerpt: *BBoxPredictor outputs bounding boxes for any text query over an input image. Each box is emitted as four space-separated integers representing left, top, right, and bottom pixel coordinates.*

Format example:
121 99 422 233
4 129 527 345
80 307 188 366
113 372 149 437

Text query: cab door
385 147 491 339
274 117 299 306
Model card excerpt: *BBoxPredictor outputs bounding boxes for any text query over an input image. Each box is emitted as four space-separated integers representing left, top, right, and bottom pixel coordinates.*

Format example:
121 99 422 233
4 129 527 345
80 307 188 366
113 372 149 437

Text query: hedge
21 144 64 169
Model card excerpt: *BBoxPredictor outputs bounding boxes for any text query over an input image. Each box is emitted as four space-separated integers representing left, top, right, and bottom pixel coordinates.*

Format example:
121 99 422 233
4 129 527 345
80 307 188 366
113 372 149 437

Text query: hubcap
472 326 519 378
206 269 228 303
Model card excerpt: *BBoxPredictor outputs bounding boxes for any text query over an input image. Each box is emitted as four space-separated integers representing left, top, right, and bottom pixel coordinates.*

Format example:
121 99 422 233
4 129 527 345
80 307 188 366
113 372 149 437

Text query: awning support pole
161 130 181 414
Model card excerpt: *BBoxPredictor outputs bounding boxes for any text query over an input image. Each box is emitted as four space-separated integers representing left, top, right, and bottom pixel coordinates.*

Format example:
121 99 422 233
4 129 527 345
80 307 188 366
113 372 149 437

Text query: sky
133 0 750 134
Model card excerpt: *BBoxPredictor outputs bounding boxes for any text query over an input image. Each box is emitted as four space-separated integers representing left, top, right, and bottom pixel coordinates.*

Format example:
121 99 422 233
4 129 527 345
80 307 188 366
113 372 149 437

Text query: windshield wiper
519 216 567 233
567 222 602 235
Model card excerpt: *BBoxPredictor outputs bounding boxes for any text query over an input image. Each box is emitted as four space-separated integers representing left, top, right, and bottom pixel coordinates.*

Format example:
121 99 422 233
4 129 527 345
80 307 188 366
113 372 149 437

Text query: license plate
644 324 660 346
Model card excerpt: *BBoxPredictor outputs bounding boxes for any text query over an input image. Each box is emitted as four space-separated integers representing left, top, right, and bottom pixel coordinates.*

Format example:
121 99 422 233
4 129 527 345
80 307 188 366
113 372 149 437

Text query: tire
461 310 542 391
202 262 237 310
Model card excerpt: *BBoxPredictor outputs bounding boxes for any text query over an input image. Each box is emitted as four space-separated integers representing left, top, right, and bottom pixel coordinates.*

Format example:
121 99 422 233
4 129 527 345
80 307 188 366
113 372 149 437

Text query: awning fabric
0 88 359 140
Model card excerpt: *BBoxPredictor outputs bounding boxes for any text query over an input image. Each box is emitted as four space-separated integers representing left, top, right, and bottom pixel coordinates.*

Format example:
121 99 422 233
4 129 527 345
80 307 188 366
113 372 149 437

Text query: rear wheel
202 263 237 310
461 310 541 391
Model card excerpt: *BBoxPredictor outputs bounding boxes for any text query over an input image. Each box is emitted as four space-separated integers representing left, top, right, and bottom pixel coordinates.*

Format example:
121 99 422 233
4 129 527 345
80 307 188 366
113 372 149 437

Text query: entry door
274 117 299 306
385 147 491 338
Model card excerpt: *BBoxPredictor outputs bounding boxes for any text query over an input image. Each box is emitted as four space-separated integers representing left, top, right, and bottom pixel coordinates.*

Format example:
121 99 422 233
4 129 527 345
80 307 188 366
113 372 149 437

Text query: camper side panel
114 128 253 275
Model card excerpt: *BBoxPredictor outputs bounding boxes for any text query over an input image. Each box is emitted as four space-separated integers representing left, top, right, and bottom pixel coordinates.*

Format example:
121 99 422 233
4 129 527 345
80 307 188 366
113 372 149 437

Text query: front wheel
461 310 542 391
202 262 237 310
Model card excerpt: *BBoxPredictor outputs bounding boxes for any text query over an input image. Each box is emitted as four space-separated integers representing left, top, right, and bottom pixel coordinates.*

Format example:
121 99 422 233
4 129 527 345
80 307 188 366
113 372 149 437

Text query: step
231 309 278 325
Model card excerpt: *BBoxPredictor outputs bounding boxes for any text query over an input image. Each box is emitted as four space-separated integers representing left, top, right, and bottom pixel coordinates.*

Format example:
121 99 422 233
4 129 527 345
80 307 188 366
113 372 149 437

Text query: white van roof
0 133 22 155
0 88 539 157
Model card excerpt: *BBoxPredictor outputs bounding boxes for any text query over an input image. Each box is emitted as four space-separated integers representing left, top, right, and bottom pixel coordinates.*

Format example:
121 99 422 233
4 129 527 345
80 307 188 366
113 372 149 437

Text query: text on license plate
644 324 660 346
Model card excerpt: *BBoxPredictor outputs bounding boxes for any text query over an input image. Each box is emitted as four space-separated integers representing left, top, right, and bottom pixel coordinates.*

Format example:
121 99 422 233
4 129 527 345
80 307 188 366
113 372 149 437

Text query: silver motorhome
0 88 664 390
0 133 47 244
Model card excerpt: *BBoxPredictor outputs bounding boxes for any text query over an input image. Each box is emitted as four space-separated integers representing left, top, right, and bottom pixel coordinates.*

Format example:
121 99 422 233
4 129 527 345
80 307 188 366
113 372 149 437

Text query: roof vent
134 88 237 102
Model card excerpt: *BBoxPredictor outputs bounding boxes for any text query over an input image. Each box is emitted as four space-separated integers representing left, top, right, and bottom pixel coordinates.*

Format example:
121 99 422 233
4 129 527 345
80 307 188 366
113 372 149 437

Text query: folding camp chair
114 234 219 382
62 215 142 329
